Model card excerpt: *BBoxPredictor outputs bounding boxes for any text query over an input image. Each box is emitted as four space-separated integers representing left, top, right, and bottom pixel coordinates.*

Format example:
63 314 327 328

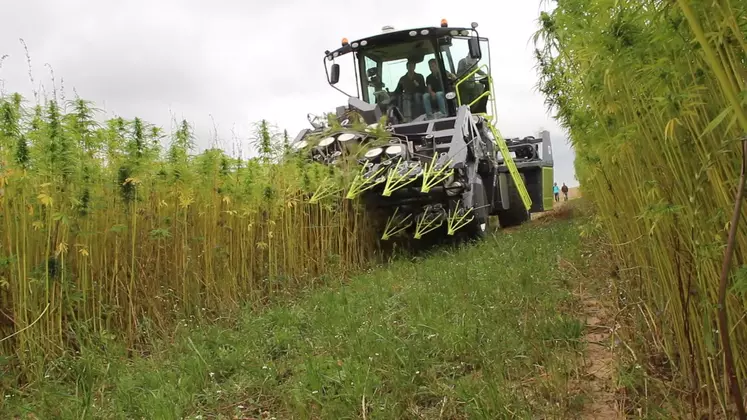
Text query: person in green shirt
553 183 560 202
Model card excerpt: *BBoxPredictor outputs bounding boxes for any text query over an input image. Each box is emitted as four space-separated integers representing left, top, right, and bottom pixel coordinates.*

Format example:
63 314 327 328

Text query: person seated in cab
393 60 426 120
449 55 487 107
423 58 447 119
369 74 390 107
457 55 487 79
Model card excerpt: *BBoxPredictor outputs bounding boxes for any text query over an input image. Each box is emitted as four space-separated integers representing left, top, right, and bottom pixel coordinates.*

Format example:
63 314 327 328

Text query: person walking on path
553 183 560 202
561 183 569 201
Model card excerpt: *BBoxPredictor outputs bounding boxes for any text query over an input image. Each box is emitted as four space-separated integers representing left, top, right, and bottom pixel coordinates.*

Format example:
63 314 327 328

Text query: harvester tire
464 181 489 241
497 173 530 228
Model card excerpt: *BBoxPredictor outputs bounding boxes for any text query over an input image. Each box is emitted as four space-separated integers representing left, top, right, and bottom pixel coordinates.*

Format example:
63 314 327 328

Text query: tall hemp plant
0 92 378 385
534 0 746 417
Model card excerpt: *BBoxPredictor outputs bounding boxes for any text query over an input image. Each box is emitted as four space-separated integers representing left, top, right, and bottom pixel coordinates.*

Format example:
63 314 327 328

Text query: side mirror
468 38 481 60
330 63 340 85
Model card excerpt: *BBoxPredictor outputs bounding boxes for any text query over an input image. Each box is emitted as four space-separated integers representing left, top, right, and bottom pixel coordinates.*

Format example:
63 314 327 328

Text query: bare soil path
577 287 621 419
528 191 623 419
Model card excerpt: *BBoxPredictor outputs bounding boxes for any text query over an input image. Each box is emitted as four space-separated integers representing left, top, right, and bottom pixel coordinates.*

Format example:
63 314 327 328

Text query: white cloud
0 0 577 186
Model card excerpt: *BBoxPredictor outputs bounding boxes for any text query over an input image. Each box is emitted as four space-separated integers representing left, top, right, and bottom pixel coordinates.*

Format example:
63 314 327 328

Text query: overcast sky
0 0 578 186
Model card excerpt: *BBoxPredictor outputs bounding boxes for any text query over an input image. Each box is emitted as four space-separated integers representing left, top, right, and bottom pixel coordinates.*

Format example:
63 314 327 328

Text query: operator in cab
393 60 426 120
455 54 486 106
424 58 447 119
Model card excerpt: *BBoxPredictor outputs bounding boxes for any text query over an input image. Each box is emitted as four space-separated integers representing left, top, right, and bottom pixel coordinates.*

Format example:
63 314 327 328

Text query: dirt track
537 189 621 419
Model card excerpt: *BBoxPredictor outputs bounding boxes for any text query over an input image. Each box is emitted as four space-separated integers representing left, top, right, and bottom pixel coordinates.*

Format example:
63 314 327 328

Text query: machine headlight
318 136 335 147
337 133 357 143
292 140 308 150
385 144 404 156
364 147 383 159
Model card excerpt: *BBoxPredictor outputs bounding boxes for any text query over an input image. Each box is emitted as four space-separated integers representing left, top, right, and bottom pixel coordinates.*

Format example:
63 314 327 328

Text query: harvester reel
446 201 475 235
381 207 413 240
414 204 447 239
291 117 491 243
382 159 421 197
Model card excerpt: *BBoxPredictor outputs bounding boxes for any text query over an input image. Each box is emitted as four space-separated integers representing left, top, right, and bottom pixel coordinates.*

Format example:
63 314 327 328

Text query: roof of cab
325 26 476 60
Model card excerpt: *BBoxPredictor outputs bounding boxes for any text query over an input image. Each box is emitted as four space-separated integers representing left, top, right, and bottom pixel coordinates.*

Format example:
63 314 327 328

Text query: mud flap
498 172 509 210
542 166 555 211
516 165 555 213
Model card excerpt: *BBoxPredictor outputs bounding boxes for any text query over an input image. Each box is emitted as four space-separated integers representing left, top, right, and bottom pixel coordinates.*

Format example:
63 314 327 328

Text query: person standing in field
553 182 560 202
561 183 569 201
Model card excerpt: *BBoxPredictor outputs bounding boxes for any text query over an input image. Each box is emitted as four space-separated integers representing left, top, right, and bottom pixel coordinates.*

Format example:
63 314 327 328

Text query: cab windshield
355 34 491 122
357 38 443 122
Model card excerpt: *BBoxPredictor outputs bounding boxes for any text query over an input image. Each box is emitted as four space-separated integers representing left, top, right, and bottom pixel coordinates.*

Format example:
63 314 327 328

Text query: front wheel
496 172 530 228
463 180 490 241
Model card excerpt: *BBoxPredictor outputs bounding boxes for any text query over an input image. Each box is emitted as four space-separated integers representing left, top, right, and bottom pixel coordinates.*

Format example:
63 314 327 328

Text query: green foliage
534 0 747 416
0 218 586 419
0 93 378 385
